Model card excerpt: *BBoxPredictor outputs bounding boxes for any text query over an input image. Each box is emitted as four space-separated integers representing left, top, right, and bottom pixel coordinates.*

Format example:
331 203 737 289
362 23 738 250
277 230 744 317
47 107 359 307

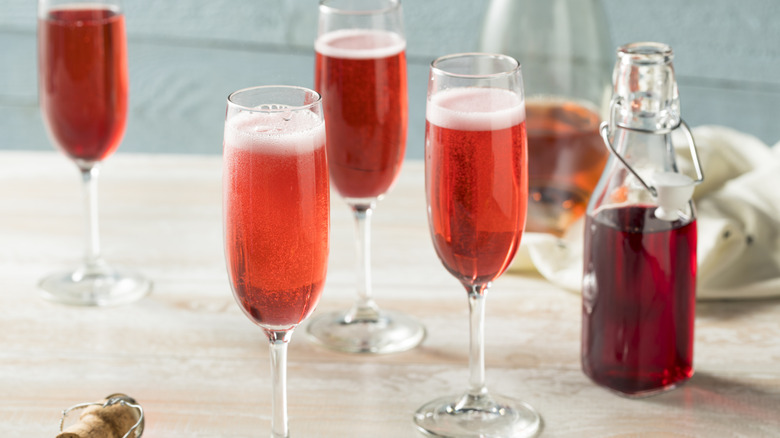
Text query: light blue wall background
2 0 779 158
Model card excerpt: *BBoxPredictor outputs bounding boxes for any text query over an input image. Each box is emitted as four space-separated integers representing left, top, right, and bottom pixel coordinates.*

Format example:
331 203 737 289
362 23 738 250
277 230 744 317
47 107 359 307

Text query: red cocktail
39 6 128 163
426 87 528 286
222 86 329 437
37 0 149 306
315 28 407 200
224 108 329 329
306 0 424 355
415 53 540 438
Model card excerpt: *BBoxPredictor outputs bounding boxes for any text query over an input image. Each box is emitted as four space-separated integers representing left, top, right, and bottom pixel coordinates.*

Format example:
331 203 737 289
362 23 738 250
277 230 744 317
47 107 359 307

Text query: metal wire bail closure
599 117 705 198
59 394 144 438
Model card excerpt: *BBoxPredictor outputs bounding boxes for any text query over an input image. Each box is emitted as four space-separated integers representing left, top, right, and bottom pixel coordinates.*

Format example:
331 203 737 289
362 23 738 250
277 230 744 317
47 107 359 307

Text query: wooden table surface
1 151 779 437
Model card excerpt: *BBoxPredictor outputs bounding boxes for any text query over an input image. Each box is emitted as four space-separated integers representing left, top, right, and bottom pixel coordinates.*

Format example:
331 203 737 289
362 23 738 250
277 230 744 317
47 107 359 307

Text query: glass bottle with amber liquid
479 0 613 237
582 42 703 397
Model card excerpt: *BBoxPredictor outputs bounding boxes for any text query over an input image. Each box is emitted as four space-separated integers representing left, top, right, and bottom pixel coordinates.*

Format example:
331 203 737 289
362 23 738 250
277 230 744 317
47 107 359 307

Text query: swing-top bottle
581 42 704 397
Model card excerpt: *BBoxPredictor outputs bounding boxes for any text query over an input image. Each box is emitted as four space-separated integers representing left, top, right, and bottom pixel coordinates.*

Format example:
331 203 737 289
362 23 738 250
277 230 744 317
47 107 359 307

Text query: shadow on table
696 295 780 320
645 371 780 432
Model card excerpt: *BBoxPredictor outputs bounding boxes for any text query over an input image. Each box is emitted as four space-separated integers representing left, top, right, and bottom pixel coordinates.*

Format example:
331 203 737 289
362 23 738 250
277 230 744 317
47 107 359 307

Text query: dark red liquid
525 100 608 236
425 88 528 287
582 205 696 396
223 113 329 329
39 7 128 163
315 30 407 200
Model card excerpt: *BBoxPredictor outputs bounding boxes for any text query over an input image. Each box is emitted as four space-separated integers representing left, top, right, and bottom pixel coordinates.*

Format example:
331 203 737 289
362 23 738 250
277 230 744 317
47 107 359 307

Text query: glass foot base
39 264 151 306
414 392 541 438
305 308 425 354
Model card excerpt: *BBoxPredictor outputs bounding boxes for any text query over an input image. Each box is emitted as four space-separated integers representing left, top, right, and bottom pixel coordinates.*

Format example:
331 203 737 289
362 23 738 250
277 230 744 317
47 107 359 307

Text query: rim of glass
319 0 400 16
618 42 673 65
38 2 122 18
227 85 322 113
430 52 521 79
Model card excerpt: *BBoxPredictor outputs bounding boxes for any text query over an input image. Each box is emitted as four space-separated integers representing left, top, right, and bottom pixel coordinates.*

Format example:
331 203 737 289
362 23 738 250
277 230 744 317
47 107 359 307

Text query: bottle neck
590 126 679 211
590 42 697 221
612 126 677 176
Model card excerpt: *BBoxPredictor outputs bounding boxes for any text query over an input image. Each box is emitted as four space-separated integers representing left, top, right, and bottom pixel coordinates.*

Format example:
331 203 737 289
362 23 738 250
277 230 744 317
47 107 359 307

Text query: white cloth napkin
511 125 780 300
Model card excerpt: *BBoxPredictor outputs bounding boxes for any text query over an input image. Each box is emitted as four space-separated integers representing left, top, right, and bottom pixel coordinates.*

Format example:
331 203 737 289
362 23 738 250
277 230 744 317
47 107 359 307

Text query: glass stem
467 284 489 397
80 165 102 269
346 203 380 321
267 330 293 438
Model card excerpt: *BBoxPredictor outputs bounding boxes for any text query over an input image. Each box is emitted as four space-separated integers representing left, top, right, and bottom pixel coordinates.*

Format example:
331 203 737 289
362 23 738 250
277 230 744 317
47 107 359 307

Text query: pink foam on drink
315 29 405 59
42 3 120 19
224 109 325 155
427 87 526 131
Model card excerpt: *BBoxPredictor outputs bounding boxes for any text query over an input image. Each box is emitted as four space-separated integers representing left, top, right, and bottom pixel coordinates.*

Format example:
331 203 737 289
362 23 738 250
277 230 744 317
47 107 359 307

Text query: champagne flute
223 86 329 438
414 53 541 437
306 0 425 354
38 0 150 305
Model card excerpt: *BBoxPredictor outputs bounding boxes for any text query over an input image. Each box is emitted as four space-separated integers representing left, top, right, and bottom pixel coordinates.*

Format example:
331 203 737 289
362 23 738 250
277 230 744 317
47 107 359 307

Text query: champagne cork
57 394 143 438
